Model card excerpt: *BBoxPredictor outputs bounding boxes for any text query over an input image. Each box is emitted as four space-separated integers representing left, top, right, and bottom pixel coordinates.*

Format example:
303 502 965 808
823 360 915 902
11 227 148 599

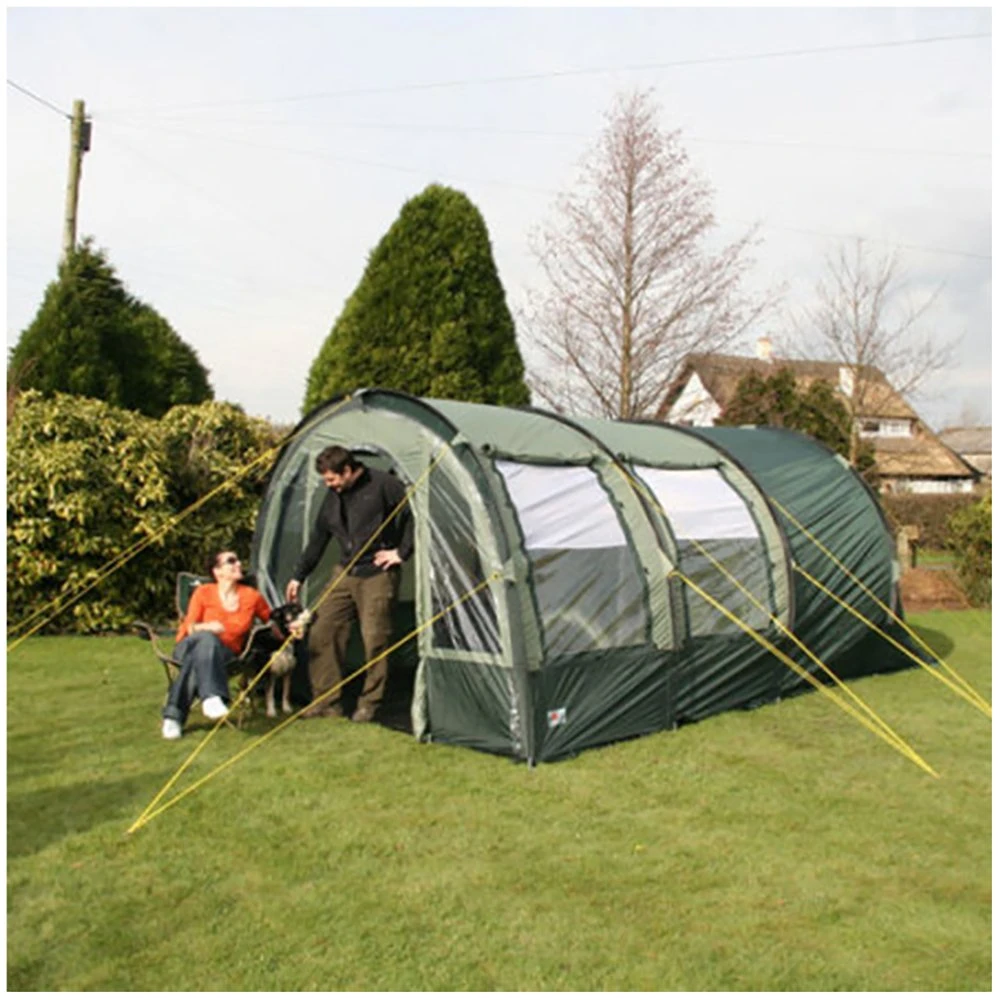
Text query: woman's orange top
176 583 271 655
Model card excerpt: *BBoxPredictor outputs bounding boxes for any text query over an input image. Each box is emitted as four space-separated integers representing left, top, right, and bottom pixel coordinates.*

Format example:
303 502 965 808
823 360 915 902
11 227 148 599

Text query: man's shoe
351 704 376 723
162 719 183 740
201 696 229 720
301 704 344 720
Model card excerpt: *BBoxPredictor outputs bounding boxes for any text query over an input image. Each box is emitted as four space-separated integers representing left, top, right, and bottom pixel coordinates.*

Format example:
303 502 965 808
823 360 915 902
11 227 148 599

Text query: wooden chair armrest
131 620 160 641
132 620 180 667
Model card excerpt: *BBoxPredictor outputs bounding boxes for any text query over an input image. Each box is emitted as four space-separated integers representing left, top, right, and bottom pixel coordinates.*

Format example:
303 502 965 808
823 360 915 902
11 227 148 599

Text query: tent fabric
251 388 913 763
690 426 901 694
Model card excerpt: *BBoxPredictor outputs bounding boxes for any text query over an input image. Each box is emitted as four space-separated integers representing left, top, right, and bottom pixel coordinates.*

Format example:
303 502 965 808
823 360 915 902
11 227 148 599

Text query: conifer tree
304 184 529 412
8 239 212 418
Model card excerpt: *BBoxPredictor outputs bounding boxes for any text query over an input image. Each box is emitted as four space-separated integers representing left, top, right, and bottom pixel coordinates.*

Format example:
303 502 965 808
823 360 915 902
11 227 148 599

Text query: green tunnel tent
251 388 915 763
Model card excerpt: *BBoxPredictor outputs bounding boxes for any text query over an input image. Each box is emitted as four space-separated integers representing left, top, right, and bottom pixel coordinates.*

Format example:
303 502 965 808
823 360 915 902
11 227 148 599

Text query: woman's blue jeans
163 632 234 724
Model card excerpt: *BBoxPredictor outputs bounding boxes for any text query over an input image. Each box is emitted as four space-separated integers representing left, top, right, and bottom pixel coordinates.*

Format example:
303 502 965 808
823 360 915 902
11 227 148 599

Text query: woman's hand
199 620 225 635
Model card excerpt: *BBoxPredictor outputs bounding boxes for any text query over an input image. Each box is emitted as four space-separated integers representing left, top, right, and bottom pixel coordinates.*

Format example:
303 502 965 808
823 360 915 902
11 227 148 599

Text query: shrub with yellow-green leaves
7 392 282 634
159 400 282 572
946 491 992 607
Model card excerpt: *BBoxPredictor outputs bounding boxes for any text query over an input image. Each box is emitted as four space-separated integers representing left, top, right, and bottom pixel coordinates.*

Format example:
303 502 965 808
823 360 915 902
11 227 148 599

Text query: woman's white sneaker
201 696 228 720
162 719 183 740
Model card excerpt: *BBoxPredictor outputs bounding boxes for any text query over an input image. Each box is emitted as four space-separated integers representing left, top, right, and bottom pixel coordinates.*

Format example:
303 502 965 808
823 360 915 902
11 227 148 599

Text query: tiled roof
938 426 992 455
659 352 977 480
659 353 917 420
869 433 978 477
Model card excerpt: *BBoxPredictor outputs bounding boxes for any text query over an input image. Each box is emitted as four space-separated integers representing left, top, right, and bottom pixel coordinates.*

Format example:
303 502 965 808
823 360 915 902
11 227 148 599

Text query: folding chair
132 572 274 728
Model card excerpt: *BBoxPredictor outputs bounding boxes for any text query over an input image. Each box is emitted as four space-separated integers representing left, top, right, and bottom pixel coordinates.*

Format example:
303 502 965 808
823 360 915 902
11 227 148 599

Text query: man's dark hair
315 445 360 475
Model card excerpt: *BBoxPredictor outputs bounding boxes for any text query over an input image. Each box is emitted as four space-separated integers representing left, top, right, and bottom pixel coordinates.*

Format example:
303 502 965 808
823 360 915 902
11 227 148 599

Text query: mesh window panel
496 461 646 658
677 538 770 635
635 466 773 637
427 473 501 654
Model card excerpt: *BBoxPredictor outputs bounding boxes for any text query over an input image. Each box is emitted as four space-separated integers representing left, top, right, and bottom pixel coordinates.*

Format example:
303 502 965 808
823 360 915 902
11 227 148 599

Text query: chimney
755 335 773 362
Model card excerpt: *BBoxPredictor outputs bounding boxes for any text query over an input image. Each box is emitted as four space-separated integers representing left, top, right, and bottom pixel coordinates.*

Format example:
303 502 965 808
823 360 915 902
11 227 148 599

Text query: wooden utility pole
61 99 91 261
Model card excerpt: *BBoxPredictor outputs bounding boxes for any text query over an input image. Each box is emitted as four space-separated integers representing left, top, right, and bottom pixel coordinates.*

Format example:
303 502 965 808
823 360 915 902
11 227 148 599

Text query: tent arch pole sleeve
474 453 546 761
617 462 692 642
587 453 671 650
714 463 789 629
415 439 536 758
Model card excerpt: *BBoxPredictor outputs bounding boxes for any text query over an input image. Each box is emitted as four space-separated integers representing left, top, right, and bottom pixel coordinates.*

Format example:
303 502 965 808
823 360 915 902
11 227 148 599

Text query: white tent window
635 467 759 541
495 461 627 550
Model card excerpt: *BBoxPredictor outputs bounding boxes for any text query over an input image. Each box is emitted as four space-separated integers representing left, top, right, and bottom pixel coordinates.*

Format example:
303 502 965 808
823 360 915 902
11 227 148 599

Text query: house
938 426 991 482
658 338 980 495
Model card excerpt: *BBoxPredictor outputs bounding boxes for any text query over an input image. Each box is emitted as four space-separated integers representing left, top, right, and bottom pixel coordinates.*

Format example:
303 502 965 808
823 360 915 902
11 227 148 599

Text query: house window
857 418 912 438
881 419 913 437
897 478 974 495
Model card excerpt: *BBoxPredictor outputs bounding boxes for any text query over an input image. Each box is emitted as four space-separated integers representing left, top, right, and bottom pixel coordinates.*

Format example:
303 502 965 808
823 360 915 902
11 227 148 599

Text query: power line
100 121 989 263
99 120 556 195
100 31 990 117
686 135 990 161
103 117 991 161
6 78 70 119
720 216 991 262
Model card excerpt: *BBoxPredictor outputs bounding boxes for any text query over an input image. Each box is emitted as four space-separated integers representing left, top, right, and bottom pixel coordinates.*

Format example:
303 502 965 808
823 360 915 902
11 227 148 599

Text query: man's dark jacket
292 466 414 580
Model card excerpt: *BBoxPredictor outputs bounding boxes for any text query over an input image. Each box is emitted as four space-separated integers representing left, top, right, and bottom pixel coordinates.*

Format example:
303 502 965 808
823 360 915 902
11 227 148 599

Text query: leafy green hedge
879 493 981 550
7 392 281 634
946 493 991 607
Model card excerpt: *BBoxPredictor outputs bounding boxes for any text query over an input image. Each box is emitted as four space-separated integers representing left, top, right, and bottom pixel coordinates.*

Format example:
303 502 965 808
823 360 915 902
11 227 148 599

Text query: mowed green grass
917 548 956 568
7 611 991 990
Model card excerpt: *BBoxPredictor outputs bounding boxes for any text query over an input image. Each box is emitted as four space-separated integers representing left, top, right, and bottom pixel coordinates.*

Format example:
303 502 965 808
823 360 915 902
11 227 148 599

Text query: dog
260 602 313 718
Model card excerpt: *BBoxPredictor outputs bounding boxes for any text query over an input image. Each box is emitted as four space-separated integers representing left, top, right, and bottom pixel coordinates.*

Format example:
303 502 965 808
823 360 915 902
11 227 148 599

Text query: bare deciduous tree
793 238 955 464
522 89 771 420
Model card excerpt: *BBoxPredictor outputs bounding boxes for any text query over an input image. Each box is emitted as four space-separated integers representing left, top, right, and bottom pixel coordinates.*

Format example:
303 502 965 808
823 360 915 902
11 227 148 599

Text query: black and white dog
261 603 313 718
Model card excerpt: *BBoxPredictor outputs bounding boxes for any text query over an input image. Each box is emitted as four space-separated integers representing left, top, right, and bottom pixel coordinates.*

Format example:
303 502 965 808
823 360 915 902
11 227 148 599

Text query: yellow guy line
7 398 352 652
770 497 990 719
613 465 933 773
128 444 450 833
128 570 501 834
794 564 990 718
672 569 938 778
7 447 277 651
685 538 929 772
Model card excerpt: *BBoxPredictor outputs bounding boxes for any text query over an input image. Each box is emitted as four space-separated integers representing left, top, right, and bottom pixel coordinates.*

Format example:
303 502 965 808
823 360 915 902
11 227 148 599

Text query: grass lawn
7 611 991 990
917 547 956 568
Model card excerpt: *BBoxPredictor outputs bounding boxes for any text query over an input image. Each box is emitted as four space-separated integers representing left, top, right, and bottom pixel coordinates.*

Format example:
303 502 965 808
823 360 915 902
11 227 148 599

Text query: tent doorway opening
291 446 418 731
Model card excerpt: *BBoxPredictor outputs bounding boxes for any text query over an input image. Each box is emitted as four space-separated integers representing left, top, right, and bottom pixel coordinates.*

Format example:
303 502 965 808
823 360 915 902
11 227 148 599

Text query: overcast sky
6 6 992 430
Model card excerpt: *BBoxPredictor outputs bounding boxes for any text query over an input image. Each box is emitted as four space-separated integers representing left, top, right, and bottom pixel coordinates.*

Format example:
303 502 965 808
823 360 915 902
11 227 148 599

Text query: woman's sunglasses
218 555 241 566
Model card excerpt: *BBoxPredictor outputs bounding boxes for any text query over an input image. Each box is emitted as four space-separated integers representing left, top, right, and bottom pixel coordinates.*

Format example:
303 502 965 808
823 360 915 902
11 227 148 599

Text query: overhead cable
100 31 991 117
6 78 69 118
100 120 991 263
101 116 992 161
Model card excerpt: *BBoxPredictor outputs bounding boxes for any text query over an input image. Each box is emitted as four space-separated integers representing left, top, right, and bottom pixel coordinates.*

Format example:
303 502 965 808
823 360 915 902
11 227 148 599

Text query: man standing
285 446 413 722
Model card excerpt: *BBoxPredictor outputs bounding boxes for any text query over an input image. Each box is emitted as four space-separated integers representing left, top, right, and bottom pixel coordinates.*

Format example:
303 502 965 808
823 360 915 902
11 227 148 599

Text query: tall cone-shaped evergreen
304 184 529 412
8 239 212 418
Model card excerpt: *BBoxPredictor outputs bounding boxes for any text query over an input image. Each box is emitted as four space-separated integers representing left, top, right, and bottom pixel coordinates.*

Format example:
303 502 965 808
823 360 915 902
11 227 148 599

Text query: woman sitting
162 550 271 740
